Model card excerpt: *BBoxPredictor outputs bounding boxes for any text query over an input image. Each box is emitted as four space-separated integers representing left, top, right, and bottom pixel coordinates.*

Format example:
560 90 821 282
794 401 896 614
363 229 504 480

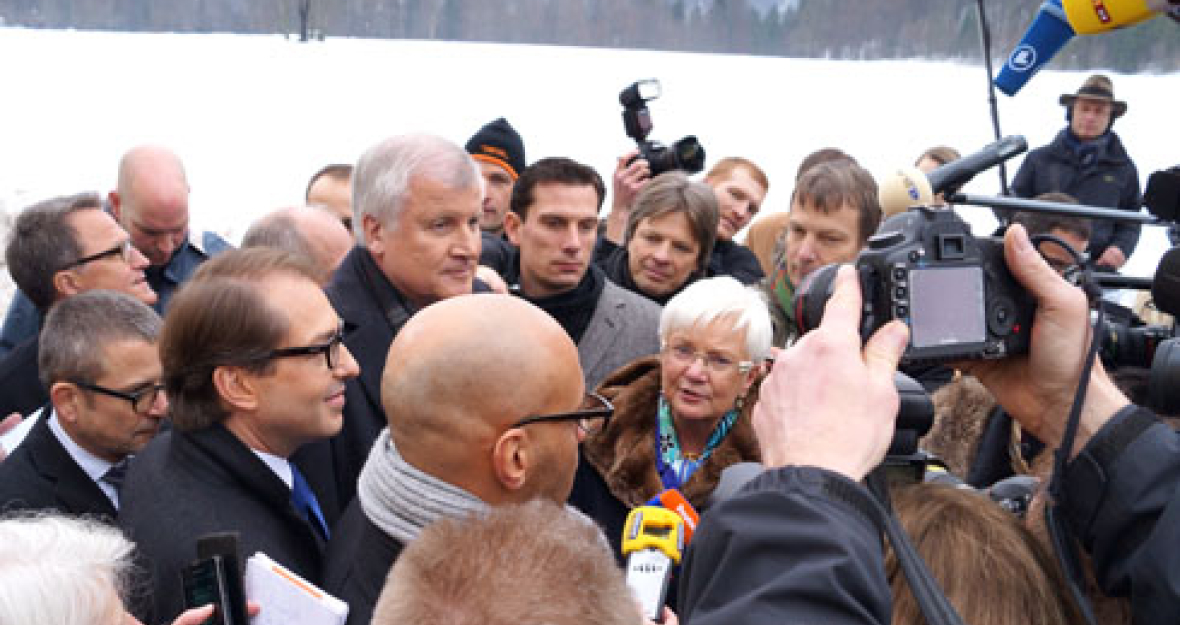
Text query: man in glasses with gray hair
0 192 158 417
323 293 610 625
0 290 165 519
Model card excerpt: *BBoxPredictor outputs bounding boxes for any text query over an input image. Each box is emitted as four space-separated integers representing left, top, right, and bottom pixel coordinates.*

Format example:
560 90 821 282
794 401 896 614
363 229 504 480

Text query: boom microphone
1063 0 1177 33
994 0 1075 97
996 0 1178 96
926 136 1027 196
879 166 936 218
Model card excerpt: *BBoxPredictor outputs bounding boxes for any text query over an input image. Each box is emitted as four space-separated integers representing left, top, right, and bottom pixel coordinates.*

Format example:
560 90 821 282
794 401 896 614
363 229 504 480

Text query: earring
735 394 746 412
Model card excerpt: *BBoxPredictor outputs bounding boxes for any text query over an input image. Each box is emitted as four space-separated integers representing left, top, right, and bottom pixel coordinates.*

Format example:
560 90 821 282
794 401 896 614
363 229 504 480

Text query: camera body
619 79 705 177
799 207 1035 364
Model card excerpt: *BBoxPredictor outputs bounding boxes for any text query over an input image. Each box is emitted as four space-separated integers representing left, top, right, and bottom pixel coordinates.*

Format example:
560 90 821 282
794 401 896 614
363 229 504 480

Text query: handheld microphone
645 489 700 543
622 507 684 623
181 532 250 625
926 136 1027 197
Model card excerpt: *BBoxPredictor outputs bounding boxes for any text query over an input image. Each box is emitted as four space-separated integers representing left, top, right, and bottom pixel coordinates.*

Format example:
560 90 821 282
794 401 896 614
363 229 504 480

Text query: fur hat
465 117 526 180
1059 74 1127 118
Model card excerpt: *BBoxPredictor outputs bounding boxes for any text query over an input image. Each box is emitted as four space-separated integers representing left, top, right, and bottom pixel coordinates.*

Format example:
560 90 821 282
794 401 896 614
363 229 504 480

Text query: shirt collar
48 410 115 484
251 448 294 490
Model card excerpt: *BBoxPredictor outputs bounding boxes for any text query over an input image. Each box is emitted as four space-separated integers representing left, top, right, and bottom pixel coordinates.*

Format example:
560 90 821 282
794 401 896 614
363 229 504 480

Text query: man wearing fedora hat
1011 74 1141 271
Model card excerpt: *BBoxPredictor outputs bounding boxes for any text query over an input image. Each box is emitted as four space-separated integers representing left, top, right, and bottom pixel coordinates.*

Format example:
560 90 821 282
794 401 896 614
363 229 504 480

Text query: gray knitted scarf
357 428 487 544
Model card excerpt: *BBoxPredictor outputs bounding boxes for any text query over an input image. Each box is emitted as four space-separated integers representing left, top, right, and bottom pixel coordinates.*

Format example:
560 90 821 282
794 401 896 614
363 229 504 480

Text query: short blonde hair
373 501 639 625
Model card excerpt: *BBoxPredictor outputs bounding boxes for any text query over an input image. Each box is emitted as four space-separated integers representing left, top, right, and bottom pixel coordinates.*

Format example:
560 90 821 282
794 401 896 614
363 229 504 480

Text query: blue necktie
290 465 330 540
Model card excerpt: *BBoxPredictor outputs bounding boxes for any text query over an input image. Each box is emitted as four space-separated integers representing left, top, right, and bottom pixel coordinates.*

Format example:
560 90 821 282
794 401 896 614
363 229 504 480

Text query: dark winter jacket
708 238 764 285
1061 405 1180 625
1011 129 1141 260
678 466 893 625
119 425 328 624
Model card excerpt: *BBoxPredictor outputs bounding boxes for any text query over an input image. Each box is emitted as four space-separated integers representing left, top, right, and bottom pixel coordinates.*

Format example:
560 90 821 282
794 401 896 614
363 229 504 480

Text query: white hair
351 133 482 242
659 276 773 361
0 514 134 625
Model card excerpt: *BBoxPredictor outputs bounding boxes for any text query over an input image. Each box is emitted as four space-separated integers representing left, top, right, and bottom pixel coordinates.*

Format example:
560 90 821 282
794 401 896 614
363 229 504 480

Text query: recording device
619 79 705 176
181 533 250 625
622 506 684 623
796 208 1036 364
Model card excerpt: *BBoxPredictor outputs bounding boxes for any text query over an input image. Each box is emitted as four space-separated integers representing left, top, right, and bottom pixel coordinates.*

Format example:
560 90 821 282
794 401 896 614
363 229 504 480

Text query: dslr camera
798 206 1036 364
619 79 705 176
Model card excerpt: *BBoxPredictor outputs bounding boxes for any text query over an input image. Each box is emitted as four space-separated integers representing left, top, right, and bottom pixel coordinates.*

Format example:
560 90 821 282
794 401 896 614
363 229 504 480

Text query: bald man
322 294 601 625
242 206 353 284
108 145 232 308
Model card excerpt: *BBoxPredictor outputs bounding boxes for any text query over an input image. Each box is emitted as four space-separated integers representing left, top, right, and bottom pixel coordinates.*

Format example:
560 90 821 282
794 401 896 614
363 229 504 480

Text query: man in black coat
1011 74 1141 271
316 133 487 508
119 249 360 624
0 291 165 519
323 294 591 625
0 192 160 417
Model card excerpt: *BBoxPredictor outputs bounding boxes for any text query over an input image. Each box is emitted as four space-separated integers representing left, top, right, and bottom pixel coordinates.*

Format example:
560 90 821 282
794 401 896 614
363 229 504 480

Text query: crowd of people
0 72 1177 625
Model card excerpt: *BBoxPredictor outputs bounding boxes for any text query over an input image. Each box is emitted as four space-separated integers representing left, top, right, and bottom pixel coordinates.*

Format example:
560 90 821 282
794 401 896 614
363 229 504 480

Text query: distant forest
1 0 1176 72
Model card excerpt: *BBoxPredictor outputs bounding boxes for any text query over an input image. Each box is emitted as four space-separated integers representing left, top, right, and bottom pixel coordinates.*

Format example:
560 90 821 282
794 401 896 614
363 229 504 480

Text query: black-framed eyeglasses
262 323 346 370
511 392 614 436
61 239 135 271
70 380 165 414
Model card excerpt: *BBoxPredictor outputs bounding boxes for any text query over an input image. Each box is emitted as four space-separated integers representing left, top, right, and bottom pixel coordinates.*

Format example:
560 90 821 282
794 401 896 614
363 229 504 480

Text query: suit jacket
322 501 406 625
0 335 46 417
316 247 410 511
119 424 328 625
0 411 116 518
579 280 662 389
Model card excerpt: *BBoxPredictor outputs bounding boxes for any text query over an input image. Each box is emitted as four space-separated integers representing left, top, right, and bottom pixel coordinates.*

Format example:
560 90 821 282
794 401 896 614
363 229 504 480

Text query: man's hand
0 413 23 462
604 149 651 244
475 265 509 294
753 265 909 481
1096 246 1127 270
959 224 1129 457
170 601 260 625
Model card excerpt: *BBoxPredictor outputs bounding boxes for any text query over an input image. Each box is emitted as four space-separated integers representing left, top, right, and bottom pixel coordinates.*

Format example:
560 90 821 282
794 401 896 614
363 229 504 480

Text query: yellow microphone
1062 0 1176 33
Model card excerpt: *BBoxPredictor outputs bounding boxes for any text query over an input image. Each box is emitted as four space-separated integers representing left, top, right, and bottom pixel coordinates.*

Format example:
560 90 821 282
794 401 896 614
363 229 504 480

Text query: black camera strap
865 470 967 625
1045 300 1106 625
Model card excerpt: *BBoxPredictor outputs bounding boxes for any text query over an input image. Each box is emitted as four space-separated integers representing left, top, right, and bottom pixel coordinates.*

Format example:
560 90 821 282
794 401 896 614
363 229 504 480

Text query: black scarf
506 250 606 344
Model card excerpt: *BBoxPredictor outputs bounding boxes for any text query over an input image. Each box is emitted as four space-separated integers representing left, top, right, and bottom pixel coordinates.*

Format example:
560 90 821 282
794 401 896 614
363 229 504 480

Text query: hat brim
1060 93 1127 118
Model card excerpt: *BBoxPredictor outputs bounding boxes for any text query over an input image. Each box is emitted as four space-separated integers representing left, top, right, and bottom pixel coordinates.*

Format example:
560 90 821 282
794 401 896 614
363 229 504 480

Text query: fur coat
581 356 761 511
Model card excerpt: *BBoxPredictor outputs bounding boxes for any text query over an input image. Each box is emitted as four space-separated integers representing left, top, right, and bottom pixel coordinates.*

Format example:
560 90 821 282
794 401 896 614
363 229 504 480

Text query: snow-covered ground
1 27 1176 277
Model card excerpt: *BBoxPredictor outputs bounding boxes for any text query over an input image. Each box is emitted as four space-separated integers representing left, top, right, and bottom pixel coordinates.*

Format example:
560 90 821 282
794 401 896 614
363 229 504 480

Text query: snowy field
0 27 1176 277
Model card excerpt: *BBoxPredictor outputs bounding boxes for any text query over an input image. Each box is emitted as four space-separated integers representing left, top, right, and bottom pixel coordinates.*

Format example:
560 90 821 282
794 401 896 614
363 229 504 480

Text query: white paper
244 552 348 625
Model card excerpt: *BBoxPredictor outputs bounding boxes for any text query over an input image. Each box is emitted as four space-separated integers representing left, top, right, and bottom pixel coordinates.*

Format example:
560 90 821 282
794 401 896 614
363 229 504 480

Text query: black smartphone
181 556 240 625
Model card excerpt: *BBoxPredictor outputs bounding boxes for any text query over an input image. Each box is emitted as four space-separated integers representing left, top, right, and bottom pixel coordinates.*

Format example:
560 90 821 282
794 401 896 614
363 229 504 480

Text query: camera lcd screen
909 266 986 349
